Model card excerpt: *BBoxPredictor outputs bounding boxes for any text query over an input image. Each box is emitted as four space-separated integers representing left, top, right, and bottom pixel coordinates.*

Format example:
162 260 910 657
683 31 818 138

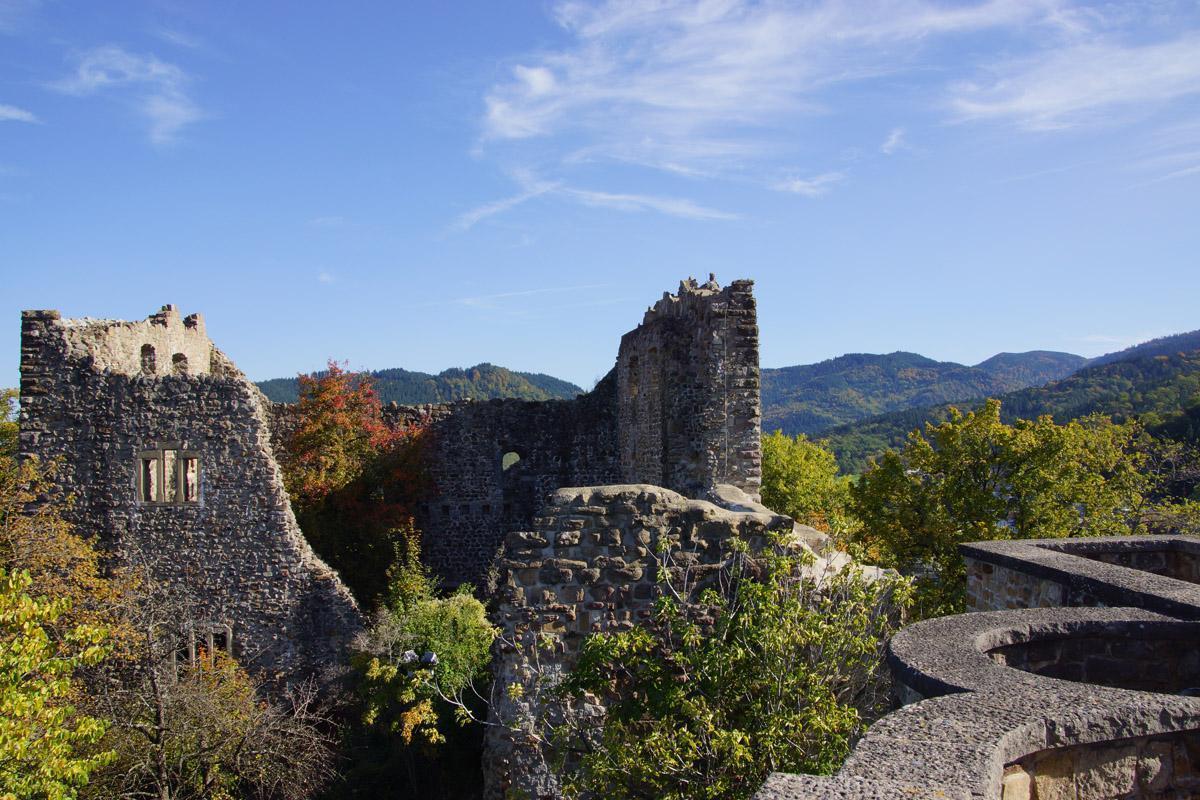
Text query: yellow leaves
395 698 439 746
0 569 113 799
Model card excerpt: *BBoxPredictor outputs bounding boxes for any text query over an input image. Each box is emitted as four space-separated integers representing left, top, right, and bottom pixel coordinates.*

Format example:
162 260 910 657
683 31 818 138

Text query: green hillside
1085 329 1200 368
823 348 1200 474
762 350 1084 436
258 363 584 405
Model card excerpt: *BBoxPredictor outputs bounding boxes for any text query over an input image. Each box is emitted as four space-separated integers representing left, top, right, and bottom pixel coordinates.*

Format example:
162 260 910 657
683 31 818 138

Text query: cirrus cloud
52 45 202 145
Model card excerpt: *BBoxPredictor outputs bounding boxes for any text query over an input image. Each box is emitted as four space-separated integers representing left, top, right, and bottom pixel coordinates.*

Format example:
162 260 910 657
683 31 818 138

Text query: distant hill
762 350 1085 437
1085 329 1200 368
257 363 584 405
823 347 1200 474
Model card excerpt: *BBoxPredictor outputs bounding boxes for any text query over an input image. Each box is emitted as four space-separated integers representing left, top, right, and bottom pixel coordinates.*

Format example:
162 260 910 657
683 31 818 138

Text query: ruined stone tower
377 276 763 588
19 305 360 679
616 276 761 500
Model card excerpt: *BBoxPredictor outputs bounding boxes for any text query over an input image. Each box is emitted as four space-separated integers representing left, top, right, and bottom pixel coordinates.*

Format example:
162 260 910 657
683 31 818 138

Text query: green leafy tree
341 536 496 796
0 390 16 461
0 569 112 800
850 399 1157 617
760 431 855 538
559 544 910 800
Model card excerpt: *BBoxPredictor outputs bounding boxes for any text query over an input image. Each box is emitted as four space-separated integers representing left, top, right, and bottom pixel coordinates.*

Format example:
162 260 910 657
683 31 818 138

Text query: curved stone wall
757 608 1200 799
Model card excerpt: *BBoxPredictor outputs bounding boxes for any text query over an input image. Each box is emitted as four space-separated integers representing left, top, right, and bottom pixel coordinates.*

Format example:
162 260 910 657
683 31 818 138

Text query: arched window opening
140 344 157 375
501 451 521 472
172 353 189 375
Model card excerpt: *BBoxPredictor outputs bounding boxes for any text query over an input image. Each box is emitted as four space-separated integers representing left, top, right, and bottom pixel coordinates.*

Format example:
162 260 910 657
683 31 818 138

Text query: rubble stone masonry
19 306 360 680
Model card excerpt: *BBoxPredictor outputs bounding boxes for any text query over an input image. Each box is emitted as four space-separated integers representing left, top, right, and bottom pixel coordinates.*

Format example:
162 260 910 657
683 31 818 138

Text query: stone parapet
962 536 1200 619
757 607 1200 800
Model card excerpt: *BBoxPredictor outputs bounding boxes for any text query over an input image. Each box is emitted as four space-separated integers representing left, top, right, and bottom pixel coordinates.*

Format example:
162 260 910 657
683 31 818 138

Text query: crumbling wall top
639 274 752 325
28 304 215 377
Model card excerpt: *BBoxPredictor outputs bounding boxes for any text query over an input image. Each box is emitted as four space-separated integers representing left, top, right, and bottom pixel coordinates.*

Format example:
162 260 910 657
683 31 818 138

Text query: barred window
139 445 200 504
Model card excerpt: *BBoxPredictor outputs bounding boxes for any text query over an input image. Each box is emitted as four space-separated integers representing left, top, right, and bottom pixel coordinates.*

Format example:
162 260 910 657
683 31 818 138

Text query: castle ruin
344 275 762 589
19 276 765 679
19 305 361 679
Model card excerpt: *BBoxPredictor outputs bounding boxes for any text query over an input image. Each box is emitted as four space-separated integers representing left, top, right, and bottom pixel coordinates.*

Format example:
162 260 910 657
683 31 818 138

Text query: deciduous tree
277 362 429 607
761 431 855 539
850 399 1157 616
0 568 112 799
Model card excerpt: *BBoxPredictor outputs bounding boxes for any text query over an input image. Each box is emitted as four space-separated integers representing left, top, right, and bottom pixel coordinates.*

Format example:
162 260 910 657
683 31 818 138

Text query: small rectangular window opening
140 457 159 502
138 446 200 505
182 458 198 502
163 450 179 501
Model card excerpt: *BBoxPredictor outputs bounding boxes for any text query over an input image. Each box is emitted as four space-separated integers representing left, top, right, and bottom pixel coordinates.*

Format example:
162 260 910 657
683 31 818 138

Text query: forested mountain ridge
258 363 584 404
1085 329 1200 368
762 350 1085 436
823 347 1200 473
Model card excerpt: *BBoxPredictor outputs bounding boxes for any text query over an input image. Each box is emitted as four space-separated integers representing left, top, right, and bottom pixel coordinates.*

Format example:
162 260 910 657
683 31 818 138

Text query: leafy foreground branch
502 541 912 800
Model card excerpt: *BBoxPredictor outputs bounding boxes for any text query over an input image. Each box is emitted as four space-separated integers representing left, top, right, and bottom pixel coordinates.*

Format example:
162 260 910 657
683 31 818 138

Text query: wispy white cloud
1131 162 1200 187
453 170 735 231
452 179 559 231
52 45 201 144
482 0 1070 176
152 28 205 50
881 127 905 154
561 187 738 220
951 33 1200 130
317 271 335 284
308 215 348 228
774 172 844 197
1125 117 1200 185
0 0 40 33
451 283 611 311
0 103 38 123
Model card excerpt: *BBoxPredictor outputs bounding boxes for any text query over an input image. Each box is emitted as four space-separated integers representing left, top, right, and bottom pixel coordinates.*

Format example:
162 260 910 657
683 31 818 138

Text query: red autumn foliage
278 361 432 606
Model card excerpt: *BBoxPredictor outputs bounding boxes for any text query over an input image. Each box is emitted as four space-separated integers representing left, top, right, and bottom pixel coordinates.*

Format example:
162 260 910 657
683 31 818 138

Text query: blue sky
2 0 1199 389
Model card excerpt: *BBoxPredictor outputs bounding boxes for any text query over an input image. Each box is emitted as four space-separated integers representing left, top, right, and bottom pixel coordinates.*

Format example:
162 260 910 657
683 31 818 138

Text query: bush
559 542 910 800
335 539 496 797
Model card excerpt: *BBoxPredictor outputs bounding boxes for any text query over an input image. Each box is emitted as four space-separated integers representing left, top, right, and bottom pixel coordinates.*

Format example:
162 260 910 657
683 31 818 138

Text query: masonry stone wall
962 538 1200 620
268 277 763 590
19 306 361 680
966 557 1068 611
484 484 794 800
402 376 622 588
1001 729 1200 799
617 276 761 500
988 629 1200 694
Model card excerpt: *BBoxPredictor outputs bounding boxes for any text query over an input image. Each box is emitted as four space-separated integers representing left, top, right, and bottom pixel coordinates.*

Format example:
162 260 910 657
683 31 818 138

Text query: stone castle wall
485 484 794 800
617 276 761 500
268 277 763 590
400 376 622 588
19 306 361 680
